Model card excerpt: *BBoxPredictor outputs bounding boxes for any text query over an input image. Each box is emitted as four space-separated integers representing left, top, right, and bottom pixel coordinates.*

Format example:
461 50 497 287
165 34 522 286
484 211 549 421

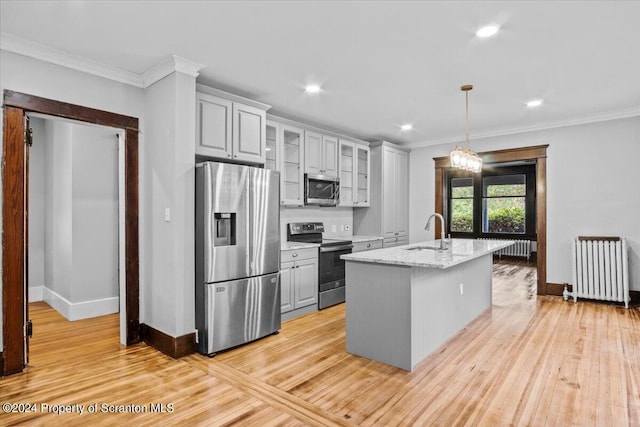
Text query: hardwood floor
2 263 638 426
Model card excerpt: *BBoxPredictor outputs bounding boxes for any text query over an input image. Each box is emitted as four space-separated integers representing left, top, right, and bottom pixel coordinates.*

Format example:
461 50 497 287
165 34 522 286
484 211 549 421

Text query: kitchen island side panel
410 254 492 369
345 262 413 370
345 253 493 371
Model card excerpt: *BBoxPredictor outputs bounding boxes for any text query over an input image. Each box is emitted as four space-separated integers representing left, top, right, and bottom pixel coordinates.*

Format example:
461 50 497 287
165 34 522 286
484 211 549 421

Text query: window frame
446 164 536 240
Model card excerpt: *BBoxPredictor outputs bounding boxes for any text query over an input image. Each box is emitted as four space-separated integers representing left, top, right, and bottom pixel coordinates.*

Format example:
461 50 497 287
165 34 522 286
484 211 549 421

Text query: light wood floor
2 260 638 426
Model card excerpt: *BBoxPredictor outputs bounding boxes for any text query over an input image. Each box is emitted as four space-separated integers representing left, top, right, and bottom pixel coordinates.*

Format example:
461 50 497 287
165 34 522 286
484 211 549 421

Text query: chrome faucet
425 213 447 250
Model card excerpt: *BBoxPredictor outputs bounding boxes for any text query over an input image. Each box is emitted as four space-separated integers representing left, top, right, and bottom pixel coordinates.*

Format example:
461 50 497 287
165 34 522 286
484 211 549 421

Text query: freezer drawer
201 272 281 355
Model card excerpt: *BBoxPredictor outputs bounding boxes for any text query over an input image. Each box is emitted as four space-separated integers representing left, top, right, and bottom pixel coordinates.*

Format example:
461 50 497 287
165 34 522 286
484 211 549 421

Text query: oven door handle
320 245 353 253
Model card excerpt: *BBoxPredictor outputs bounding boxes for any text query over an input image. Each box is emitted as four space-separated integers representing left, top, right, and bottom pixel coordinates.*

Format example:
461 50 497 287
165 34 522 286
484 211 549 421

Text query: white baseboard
42 287 119 321
29 286 44 302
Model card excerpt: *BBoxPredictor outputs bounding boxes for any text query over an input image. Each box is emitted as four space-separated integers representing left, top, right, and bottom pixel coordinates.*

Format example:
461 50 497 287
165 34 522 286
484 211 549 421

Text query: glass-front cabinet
356 145 370 206
280 124 305 206
265 120 279 172
339 140 369 207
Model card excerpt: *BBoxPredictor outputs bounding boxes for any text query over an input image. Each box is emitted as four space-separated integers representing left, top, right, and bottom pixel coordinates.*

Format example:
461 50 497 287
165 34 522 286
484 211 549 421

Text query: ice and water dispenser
213 213 236 246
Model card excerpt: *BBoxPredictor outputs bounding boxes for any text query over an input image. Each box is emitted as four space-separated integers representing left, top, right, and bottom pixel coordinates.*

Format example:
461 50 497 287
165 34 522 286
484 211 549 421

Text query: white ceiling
2 1 639 147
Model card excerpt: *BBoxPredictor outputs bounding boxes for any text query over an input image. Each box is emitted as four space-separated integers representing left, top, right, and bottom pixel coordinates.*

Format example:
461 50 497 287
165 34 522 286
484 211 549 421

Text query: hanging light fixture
450 84 482 173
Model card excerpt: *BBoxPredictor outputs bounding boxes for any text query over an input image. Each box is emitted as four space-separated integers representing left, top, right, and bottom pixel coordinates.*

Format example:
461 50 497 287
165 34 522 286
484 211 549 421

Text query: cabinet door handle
367 243 371 248
292 253 298 257
227 154 232 157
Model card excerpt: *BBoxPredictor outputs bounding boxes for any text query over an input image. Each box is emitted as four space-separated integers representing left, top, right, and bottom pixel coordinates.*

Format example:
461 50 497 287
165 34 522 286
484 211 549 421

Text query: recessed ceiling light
476 25 500 38
526 99 543 108
305 84 321 93
400 124 413 131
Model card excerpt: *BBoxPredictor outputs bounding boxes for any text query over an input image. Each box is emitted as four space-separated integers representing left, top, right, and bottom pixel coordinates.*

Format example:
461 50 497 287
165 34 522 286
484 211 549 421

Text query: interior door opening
2 90 142 376
26 113 125 347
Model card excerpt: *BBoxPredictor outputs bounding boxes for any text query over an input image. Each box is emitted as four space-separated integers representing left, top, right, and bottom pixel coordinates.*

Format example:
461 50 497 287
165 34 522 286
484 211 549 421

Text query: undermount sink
406 245 446 252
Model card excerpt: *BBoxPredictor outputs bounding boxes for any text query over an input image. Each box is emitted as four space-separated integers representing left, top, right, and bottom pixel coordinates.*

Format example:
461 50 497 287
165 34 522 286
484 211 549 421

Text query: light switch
164 208 171 222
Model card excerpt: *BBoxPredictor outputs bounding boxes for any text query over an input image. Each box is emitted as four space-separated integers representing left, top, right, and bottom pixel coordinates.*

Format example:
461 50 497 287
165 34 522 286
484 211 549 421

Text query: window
446 165 536 239
482 174 526 234
450 177 474 233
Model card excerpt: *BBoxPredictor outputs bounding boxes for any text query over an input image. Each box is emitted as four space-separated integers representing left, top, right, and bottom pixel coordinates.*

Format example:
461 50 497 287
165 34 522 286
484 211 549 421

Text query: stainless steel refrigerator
195 162 281 356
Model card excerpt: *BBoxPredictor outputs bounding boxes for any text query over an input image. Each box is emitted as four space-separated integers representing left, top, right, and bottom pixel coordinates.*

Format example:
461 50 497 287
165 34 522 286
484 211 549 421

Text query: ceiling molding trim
0 32 144 88
407 106 640 149
142 55 205 88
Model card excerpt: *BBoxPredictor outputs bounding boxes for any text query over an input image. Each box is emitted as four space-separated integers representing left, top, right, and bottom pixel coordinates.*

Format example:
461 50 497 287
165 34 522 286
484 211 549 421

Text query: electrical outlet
459 283 464 295
164 208 171 222
331 225 337 232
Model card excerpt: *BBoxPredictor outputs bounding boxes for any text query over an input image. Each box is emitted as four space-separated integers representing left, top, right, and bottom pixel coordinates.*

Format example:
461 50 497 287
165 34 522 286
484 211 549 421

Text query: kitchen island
341 238 514 371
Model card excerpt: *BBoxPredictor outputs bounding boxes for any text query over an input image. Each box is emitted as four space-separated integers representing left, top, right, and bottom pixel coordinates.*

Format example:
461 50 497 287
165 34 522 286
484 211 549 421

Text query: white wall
409 116 640 290
28 118 46 297
142 71 196 338
281 207 354 242
44 119 73 300
0 50 145 348
71 123 119 303
30 117 120 319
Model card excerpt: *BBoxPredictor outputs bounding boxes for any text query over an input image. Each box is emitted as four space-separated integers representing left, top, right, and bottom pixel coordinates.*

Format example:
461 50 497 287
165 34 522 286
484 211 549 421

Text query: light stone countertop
351 235 384 243
281 241 320 251
341 238 514 269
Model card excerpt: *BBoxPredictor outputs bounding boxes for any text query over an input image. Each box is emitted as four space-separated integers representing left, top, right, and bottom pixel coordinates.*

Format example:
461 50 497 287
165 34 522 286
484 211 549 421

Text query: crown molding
1 33 205 89
407 106 640 149
197 83 271 111
1 32 144 87
142 55 205 88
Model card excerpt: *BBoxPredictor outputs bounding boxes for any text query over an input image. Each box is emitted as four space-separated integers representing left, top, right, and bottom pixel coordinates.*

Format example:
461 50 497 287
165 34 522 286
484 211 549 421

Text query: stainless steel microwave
304 174 339 206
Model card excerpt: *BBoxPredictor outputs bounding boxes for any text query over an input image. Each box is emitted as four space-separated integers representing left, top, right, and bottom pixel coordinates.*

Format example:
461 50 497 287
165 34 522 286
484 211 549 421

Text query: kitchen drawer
383 236 409 248
281 247 318 263
352 239 383 253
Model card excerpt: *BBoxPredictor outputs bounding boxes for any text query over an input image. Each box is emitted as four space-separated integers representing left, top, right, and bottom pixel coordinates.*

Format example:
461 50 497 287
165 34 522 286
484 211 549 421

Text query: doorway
27 114 122 328
2 90 140 376
434 144 548 296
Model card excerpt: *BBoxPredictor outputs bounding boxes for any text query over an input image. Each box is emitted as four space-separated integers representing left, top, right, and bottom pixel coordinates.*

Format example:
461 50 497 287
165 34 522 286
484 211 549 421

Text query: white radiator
569 236 629 308
481 238 532 259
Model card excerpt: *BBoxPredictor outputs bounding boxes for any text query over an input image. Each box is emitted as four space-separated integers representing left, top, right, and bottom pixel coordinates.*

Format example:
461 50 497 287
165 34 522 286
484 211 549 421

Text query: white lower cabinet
280 248 318 314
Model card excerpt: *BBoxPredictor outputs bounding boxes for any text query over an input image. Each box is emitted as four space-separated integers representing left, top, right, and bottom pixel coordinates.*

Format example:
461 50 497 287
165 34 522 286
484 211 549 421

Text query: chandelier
450 85 482 173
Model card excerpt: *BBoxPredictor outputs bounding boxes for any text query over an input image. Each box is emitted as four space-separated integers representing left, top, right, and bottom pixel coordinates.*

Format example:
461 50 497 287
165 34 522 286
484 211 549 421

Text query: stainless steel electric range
287 222 353 309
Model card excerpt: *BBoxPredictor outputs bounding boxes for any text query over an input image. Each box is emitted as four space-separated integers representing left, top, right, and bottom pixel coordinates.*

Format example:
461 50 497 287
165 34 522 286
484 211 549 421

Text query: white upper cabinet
197 94 233 159
355 145 370 206
394 150 409 236
353 141 410 246
322 135 338 176
279 124 305 206
304 131 338 176
233 103 266 163
196 87 270 164
304 131 323 174
265 120 279 172
382 146 398 238
339 140 370 207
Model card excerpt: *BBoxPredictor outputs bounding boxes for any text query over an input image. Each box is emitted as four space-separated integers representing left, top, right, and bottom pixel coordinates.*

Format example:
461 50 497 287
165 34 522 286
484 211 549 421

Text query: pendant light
450 85 482 173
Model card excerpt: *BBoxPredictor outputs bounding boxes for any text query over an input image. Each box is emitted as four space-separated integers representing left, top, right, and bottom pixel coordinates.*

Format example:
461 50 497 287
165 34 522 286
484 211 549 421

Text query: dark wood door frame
434 144 548 295
2 90 140 376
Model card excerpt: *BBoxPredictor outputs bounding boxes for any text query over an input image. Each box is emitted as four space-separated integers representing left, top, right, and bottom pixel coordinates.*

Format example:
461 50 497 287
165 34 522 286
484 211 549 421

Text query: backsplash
280 207 353 242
